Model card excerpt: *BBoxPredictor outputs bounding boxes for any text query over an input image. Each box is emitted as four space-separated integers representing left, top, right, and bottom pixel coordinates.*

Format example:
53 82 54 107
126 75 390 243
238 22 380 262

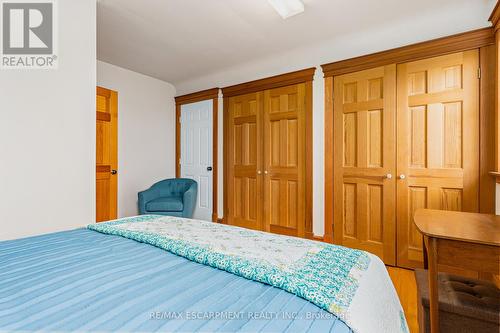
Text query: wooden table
414 209 500 333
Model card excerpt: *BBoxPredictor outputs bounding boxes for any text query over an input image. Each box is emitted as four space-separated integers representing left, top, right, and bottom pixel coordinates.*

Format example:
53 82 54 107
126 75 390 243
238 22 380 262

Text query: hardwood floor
388 266 419 333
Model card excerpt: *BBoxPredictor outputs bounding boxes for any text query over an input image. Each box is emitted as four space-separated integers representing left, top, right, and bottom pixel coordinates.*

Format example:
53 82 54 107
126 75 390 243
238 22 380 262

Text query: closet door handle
385 173 392 179
257 170 262 175
264 171 268 175
399 174 406 180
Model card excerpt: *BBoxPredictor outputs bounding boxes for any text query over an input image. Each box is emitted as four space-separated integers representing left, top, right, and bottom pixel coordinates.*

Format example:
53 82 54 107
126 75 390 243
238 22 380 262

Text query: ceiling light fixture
267 0 305 19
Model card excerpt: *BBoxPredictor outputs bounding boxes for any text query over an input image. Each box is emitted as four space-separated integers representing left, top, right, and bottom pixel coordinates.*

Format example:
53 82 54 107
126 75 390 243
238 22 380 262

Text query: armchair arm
182 183 198 218
138 187 160 214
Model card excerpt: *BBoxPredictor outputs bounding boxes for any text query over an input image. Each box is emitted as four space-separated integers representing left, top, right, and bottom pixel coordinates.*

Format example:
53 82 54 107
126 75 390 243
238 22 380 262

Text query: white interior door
180 100 213 221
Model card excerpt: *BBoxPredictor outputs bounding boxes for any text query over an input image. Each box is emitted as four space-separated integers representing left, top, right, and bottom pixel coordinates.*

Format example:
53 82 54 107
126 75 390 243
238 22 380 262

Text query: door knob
111 169 117 175
257 170 262 175
207 166 213 171
399 174 406 180
264 171 268 175
385 173 392 179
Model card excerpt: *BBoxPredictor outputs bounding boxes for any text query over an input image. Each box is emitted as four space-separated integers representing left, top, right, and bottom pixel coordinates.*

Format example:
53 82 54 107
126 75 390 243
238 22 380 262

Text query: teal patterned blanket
88 215 407 333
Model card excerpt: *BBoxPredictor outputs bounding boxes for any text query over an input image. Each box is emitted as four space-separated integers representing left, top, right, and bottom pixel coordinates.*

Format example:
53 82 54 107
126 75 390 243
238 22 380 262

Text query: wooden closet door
396 50 480 269
263 84 306 237
96 87 118 222
226 92 263 230
333 65 397 265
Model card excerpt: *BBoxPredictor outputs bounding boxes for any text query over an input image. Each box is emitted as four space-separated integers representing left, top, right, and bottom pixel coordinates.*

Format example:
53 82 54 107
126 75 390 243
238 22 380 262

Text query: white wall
0 0 96 240
175 2 493 236
97 61 176 218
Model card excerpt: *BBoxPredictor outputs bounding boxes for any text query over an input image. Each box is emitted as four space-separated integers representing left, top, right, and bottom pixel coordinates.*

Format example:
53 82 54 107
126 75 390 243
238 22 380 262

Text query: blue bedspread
0 229 351 332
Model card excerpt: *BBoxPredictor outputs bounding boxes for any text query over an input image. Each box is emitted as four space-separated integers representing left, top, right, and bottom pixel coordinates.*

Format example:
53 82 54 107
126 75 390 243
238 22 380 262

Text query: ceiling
97 0 495 87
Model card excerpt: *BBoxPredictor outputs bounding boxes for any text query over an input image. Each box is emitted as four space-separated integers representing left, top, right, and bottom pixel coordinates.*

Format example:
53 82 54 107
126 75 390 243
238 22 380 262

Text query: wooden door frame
490 2 500 182
175 88 220 222
321 27 496 243
221 68 316 239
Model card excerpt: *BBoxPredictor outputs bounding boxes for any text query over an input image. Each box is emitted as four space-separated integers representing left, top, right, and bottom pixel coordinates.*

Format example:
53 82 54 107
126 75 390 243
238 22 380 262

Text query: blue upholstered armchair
138 178 197 218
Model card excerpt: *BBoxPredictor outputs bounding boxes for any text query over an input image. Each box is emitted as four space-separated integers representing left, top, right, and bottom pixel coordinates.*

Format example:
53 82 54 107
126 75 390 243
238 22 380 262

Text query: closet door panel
396 50 480 268
227 92 263 231
263 84 306 237
333 65 397 265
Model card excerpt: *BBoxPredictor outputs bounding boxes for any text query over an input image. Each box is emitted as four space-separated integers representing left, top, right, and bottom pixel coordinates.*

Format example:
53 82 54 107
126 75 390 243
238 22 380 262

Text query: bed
0 215 406 332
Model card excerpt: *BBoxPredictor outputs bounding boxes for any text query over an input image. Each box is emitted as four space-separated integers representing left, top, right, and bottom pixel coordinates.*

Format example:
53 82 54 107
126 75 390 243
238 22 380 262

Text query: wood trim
312 236 324 242
305 80 313 238
304 232 325 243
175 88 220 221
175 104 181 178
323 76 334 243
479 45 497 213
223 96 229 221
490 171 500 183
221 68 316 97
321 28 494 77
175 88 219 105
490 1 500 31
491 3 500 175
323 29 497 244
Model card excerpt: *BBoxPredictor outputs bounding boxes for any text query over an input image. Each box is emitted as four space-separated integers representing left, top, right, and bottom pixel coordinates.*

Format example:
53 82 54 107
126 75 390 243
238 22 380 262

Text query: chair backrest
150 178 197 198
